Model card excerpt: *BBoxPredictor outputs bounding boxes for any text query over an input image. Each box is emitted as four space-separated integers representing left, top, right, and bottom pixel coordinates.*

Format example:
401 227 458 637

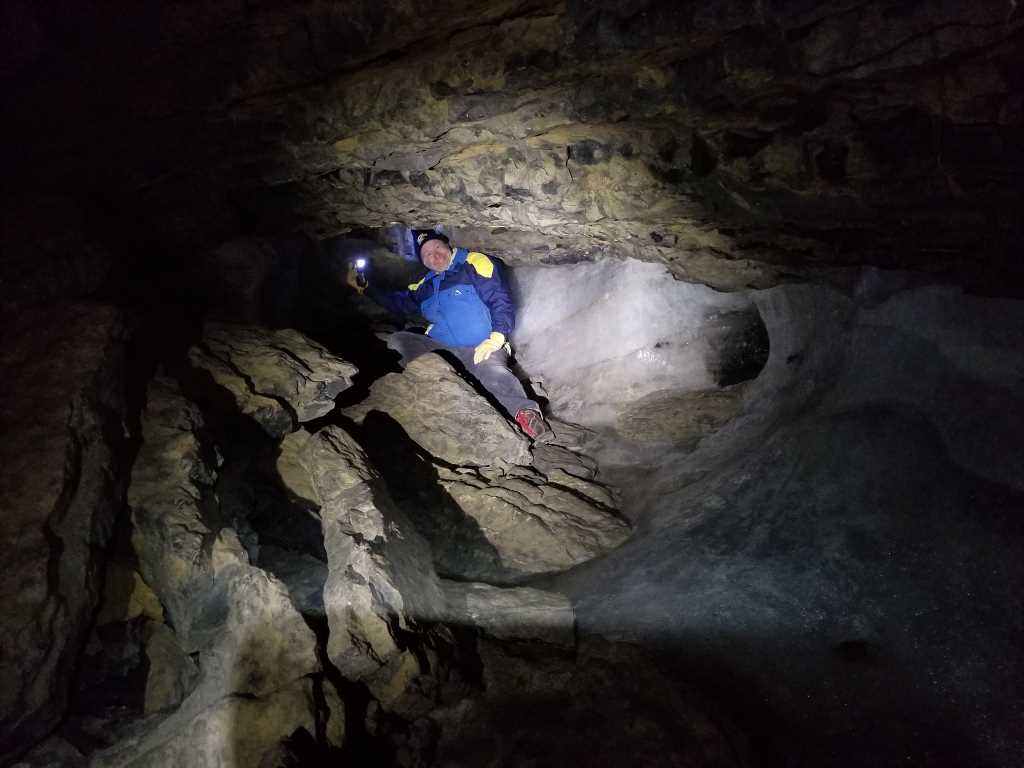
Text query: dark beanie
416 231 450 252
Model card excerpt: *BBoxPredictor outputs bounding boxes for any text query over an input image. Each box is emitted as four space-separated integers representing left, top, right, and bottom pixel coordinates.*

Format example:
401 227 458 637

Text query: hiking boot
515 408 552 442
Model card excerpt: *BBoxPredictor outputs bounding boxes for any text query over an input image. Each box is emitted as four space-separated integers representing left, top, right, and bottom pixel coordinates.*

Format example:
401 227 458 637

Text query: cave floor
545 284 1024 768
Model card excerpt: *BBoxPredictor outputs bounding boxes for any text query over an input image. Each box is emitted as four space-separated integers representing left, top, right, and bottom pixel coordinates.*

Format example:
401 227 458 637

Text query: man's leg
386 331 444 367
450 346 540 419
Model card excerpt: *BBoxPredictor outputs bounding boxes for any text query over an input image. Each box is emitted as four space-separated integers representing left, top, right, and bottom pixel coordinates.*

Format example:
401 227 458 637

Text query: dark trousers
386 331 539 418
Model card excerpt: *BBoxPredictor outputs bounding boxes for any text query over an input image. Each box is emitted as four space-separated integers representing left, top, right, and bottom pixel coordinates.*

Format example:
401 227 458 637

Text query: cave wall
2 0 1022 292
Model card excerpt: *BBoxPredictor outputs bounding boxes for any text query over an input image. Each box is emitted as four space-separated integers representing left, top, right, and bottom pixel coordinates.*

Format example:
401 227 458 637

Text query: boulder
0 303 129 763
435 465 630 582
344 353 531 467
188 322 357 437
142 624 198 715
440 581 575 648
128 375 217 647
276 427 446 716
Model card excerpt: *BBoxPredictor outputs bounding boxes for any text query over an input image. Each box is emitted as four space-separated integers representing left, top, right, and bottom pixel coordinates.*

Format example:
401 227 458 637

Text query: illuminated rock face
3 0 1022 291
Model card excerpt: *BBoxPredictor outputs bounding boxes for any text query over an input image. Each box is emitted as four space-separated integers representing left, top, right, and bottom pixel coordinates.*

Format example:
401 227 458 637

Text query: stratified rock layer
188 322 357 436
8 1 1021 290
0 303 128 763
345 353 532 467
436 465 629 582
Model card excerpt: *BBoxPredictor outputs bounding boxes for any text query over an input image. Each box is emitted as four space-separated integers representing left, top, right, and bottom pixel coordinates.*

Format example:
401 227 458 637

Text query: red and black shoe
515 409 552 442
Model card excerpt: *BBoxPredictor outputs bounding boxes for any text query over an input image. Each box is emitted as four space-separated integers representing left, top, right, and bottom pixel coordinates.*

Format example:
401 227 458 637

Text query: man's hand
473 332 506 364
346 264 366 294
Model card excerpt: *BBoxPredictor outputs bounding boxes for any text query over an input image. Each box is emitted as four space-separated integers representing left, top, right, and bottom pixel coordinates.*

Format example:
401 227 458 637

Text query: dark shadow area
219 614 771 768
339 410 512 584
556 400 1024 768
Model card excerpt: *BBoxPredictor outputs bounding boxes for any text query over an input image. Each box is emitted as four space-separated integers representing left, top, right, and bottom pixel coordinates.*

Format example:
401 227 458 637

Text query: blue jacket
368 247 515 347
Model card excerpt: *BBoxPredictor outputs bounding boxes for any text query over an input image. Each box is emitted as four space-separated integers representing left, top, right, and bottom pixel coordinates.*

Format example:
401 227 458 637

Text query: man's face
420 240 453 272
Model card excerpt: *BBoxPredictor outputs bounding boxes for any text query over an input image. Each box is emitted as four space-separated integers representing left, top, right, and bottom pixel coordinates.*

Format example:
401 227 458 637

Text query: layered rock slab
436 465 629 582
0 303 129 763
276 426 446 716
344 353 531 467
98 375 324 767
188 322 357 437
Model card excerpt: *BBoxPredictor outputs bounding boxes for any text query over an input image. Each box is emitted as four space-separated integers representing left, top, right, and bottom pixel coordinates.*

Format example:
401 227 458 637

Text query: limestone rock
276 427 446 716
440 581 575 648
128 375 217 648
188 322 357 437
344 353 531 467
110 375 320 766
90 680 319 768
616 387 746 445
143 624 198 715
435 465 630 582
0 303 129 763
11 735 86 768
96 563 165 626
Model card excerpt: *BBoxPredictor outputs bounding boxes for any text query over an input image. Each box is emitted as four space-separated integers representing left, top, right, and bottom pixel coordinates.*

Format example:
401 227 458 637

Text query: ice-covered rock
511 259 767 434
188 322 357 437
344 353 531 467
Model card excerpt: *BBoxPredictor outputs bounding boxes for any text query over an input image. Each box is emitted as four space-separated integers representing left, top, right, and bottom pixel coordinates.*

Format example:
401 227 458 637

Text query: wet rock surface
188 322 357 437
0 303 129 764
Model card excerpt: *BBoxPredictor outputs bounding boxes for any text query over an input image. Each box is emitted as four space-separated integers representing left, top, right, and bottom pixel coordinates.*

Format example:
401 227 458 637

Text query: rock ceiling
4 0 1022 289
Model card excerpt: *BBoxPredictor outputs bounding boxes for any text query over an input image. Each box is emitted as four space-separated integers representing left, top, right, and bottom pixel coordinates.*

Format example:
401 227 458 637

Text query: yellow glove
473 332 506 364
346 264 366 294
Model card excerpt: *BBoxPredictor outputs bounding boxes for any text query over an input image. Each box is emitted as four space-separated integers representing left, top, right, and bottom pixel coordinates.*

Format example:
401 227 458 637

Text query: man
347 231 551 441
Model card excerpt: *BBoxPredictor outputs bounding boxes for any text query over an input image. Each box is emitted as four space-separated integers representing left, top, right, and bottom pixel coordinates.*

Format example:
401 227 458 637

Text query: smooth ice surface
511 259 750 425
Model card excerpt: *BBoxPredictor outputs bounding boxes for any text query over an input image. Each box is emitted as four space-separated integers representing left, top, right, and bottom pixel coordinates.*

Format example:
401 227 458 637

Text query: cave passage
3 2 1024 767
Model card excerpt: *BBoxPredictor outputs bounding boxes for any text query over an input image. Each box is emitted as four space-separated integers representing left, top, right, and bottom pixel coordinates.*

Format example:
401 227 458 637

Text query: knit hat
415 231 450 253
